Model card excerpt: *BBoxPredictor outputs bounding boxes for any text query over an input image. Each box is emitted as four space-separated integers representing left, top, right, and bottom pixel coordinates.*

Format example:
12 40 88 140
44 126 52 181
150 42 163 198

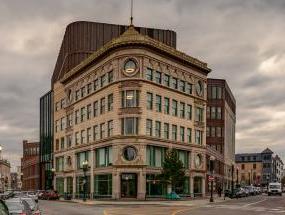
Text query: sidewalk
62 195 230 207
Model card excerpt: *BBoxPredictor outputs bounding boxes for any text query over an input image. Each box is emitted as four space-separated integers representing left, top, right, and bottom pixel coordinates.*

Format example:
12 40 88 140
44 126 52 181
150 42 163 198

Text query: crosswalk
204 204 285 213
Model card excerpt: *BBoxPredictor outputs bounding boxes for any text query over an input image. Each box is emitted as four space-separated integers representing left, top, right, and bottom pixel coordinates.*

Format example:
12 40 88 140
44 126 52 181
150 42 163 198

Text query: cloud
1 0 285 167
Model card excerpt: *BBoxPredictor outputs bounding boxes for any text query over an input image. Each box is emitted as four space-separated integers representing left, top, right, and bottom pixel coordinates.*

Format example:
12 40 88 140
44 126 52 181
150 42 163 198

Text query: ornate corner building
48 21 211 199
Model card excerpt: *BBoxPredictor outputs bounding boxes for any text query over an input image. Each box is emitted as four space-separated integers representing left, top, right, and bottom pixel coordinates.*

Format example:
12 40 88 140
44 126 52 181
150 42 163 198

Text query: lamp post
51 168 56 190
82 160 89 202
231 163 234 197
209 156 215 203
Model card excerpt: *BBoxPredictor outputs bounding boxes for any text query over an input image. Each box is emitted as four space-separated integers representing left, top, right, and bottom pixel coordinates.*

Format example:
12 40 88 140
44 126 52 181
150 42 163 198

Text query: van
268 182 282 196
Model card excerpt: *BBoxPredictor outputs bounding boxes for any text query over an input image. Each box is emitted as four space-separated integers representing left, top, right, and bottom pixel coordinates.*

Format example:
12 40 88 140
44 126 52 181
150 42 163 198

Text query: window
146 146 165 167
217 87 222 99
107 120 113 137
206 127 210 137
81 87 86 98
96 147 112 167
121 117 139 135
155 71 162 84
164 97 170 114
60 137 65 149
60 117 65 130
76 151 90 169
87 83 92 94
93 101 98 117
253 164 256 169
75 90 80 101
67 113 73 127
155 121 161 138
216 127 222 137
56 157 64 171
155 95 162 112
94 79 99 91
195 107 203 122
172 125 177 141
217 107 222 119
93 125 99 141
180 102 185 118
178 150 188 168
210 107 216 119
60 99 65 109
180 126 185 142
146 68 153 81
195 130 202 145
55 120 59 133
94 174 112 196
100 98 105 114
187 128 192 143
171 77 178 89
100 123 105 139
108 94 113 111
87 104 92 120
80 107 86 122
241 164 245 170
164 123 169 139
55 139 59 151
186 105 192 120
147 92 153 110
101 74 106 87
75 132 80 145
81 130 86 144
67 135 72 148
164 74 170 86
87 127 92 143
108 71 113 83
186 83 192 94
172 100 178 116
146 119 153 136
122 90 139 107
179 80 185 92
211 127 216 137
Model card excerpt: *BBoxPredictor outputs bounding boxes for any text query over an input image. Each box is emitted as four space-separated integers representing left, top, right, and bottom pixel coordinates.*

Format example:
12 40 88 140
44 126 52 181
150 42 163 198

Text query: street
39 195 285 215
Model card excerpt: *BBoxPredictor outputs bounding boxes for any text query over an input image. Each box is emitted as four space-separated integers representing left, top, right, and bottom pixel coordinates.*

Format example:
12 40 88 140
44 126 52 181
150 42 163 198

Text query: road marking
242 199 267 207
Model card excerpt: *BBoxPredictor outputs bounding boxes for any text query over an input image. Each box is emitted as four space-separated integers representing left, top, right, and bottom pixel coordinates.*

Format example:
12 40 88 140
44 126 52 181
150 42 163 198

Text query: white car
268 182 282 196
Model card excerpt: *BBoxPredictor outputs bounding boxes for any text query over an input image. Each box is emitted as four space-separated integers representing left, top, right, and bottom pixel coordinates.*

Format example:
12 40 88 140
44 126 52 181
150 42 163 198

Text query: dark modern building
206 78 236 192
39 90 54 190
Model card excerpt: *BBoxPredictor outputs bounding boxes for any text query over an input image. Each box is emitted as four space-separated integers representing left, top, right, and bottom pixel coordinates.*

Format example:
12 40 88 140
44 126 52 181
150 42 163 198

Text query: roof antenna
130 0 134 26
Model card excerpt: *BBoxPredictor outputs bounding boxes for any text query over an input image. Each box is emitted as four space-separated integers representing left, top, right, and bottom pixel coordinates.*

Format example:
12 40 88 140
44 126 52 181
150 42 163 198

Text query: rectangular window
186 105 192 120
108 70 114 83
187 128 192 143
217 107 222 119
76 151 90 169
101 74 106 87
81 87 86 98
186 83 192 94
155 121 161 138
55 120 59 133
121 117 139 135
96 147 112 167
108 94 113 111
206 127 210 137
216 127 222 137
155 71 162 84
87 83 92 94
56 157 64 171
60 117 65 130
172 125 177 141
147 92 153 110
87 127 92 143
178 151 188 168
60 137 65 149
171 77 178 89
100 98 105 114
60 99 65 109
146 119 153 136
211 107 216 119
100 123 105 139
107 120 113 137
195 130 203 145
180 102 185 118
75 90 80 101
211 127 216 137
172 100 178 116
55 139 59 151
164 74 170 87
94 79 99 91
212 86 217 99
75 132 80 145
164 97 170 114
67 135 72 148
80 107 86 122
67 113 73 127
146 146 165 167
87 104 92 120
93 101 98 117
146 68 153 81
155 95 162 112
179 80 185 92
180 126 185 142
81 130 86 144
164 123 169 139
217 87 222 99
195 107 203 122
93 125 99 141
122 90 139 107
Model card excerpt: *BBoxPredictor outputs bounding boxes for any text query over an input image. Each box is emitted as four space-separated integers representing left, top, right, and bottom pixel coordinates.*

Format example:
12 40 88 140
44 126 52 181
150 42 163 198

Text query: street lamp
209 156 215 203
82 160 89 202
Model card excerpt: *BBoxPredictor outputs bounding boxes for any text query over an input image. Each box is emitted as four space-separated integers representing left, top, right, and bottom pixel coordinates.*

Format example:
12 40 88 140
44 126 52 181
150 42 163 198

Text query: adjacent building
206 79 236 192
52 21 211 199
0 159 11 192
235 148 284 186
21 140 40 191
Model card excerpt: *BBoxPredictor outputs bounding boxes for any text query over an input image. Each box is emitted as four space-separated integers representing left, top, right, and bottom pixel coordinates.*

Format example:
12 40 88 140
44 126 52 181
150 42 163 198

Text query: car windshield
270 185 280 189
5 201 23 211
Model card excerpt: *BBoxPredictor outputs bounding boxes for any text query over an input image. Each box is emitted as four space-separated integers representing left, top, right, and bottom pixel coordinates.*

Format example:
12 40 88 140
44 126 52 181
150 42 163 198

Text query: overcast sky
1 0 285 169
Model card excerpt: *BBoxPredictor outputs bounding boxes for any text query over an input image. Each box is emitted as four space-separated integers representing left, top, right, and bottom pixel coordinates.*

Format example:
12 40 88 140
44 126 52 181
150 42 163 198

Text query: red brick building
21 140 40 191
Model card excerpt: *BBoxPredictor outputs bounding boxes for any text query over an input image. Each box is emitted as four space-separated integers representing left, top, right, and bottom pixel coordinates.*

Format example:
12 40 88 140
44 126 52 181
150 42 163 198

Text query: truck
268 182 282 196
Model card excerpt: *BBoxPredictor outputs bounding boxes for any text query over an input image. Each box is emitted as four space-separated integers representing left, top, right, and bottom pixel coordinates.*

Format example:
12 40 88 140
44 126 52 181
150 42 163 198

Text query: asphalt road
39 195 285 215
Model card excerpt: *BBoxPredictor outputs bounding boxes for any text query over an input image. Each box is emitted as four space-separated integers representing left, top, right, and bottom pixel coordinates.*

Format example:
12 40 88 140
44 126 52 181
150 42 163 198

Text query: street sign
208 175 215 182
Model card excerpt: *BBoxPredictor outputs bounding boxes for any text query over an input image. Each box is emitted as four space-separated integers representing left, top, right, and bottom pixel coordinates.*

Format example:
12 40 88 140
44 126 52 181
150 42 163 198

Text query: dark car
41 190 60 200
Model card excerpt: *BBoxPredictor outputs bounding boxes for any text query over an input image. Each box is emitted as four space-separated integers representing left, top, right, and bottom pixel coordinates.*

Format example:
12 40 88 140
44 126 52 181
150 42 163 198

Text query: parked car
5 198 32 215
40 190 60 200
21 198 40 215
244 186 255 196
268 182 282 196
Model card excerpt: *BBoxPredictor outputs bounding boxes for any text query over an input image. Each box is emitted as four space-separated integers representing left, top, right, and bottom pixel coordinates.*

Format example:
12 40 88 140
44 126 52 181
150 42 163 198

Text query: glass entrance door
121 173 137 198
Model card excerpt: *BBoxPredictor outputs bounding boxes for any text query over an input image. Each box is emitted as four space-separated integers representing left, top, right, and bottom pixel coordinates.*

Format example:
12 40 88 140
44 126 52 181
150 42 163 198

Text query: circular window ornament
123 58 138 76
195 154 202 168
123 146 137 161
196 80 204 96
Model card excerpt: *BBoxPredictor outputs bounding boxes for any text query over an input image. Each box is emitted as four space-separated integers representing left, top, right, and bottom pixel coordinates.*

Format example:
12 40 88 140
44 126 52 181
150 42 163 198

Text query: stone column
112 170 120 199
90 150 94 199
64 177 67 193
190 176 194 198
72 174 76 199
202 177 206 197
137 171 146 200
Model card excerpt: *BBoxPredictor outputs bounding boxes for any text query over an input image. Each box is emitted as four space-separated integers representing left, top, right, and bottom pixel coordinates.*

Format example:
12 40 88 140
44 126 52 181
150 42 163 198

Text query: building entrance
121 173 137 198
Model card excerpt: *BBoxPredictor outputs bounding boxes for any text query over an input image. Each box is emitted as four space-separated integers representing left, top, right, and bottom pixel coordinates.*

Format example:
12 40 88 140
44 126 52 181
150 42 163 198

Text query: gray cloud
1 0 285 167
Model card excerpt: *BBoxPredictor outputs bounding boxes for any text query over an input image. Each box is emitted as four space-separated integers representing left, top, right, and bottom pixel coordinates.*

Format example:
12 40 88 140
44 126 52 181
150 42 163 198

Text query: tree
157 149 186 193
